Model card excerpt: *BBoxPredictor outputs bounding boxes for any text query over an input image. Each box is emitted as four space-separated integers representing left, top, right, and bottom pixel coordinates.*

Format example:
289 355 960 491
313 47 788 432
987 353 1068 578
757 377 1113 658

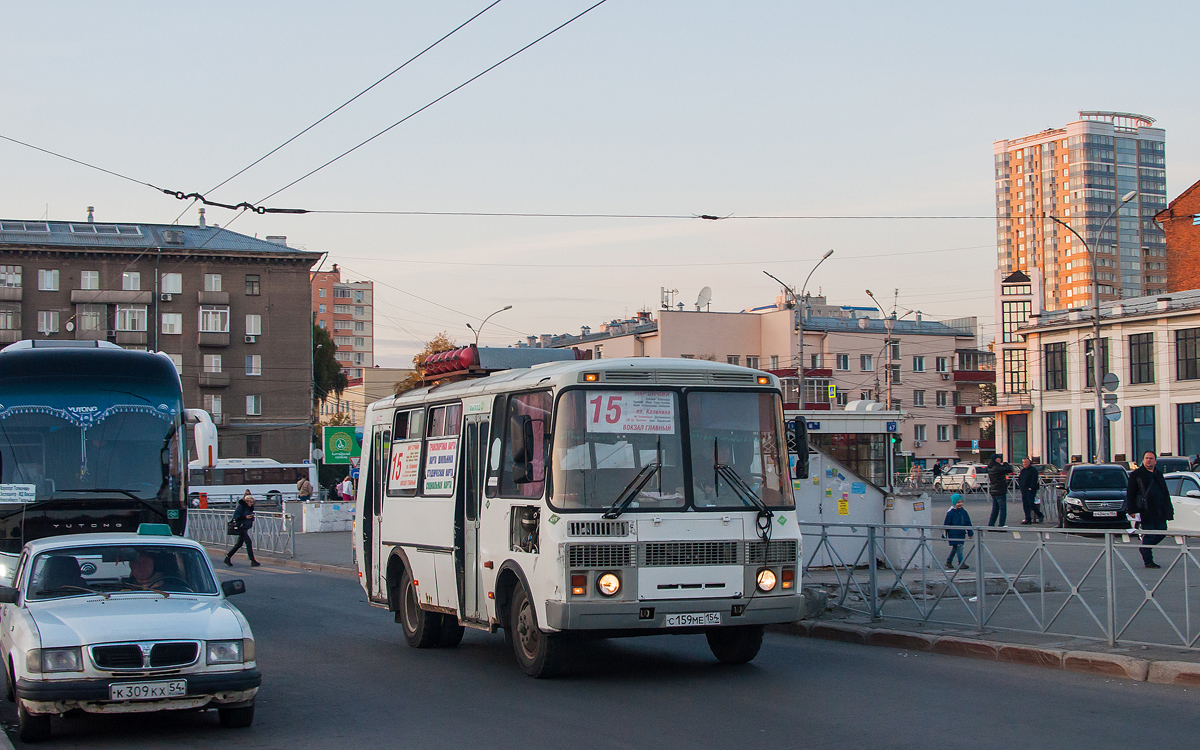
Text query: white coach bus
353 354 802 677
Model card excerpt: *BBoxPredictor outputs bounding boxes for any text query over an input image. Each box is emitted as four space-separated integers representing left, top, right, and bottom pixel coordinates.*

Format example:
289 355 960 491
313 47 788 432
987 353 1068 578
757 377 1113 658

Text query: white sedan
0 526 260 742
1164 472 1200 534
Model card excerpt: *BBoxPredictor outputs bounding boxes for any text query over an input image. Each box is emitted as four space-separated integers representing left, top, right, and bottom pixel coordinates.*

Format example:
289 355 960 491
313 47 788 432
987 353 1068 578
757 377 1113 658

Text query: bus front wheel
399 570 440 648
510 585 564 678
706 625 765 664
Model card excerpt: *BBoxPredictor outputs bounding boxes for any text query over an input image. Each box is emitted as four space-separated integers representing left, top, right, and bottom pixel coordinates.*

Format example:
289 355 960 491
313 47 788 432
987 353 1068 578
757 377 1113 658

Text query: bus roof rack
418 345 587 385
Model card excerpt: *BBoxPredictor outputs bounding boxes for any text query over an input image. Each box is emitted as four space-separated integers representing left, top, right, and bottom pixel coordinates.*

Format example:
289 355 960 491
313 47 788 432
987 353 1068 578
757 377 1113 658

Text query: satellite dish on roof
695 286 712 312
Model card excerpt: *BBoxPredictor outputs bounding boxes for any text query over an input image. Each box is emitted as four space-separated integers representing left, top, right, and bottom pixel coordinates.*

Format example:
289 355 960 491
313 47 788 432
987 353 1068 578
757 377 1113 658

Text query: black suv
1058 464 1130 529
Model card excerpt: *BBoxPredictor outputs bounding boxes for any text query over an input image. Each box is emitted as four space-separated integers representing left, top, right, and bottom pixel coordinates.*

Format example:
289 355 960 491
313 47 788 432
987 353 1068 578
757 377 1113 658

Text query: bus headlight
756 568 777 592
596 573 621 597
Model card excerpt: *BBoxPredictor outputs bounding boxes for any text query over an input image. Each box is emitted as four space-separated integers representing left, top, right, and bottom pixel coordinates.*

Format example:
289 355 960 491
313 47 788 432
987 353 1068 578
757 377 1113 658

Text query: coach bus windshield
551 389 792 511
0 379 180 502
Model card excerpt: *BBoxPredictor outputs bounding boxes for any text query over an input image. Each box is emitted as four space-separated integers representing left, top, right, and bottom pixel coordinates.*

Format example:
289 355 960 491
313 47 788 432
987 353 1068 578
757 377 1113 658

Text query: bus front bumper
545 595 802 631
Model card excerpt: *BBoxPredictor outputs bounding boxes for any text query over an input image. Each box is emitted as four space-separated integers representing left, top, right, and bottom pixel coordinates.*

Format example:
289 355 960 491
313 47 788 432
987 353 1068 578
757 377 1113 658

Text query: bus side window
499 391 551 499
485 398 506 498
387 410 423 498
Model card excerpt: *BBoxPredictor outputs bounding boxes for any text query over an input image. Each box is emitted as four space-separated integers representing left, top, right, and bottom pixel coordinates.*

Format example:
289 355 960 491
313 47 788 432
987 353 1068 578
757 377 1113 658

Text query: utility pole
764 249 832 410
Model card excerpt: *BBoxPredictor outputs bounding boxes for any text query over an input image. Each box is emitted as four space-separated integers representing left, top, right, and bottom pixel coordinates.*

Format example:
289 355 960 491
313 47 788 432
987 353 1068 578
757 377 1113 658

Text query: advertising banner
323 426 362 465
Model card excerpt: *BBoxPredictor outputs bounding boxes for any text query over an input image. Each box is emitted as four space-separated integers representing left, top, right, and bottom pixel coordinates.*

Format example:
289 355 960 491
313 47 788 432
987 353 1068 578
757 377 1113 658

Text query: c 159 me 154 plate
664 612 720 627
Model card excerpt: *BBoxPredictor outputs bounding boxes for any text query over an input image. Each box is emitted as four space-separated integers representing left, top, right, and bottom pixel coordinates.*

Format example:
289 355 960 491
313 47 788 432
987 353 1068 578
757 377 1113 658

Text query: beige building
318 367 414 425
531 301 994 465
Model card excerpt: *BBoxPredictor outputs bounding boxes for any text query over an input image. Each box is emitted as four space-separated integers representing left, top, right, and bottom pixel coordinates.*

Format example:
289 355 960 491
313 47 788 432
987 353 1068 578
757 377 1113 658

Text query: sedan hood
28 595 245 648
1067 489 1127 501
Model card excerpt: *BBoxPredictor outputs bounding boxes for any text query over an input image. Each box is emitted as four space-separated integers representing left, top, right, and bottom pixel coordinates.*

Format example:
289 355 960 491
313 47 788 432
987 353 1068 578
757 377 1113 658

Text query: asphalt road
3 562 1198 749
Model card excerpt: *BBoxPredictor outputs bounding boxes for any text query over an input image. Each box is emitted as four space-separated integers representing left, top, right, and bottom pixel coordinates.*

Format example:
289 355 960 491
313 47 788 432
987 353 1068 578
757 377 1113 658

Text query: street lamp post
1046 190 1136 463
865 290 914 494
764 249 833 410
466 305 513 347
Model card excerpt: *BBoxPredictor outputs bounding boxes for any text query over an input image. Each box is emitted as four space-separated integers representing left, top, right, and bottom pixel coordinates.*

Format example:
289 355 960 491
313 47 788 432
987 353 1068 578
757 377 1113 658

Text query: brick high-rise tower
994 111 1167 311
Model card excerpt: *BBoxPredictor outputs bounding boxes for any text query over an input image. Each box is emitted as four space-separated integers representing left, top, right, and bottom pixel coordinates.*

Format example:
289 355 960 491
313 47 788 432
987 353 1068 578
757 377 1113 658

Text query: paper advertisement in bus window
584 392 675 434
423 438 459 495
388 440 421 492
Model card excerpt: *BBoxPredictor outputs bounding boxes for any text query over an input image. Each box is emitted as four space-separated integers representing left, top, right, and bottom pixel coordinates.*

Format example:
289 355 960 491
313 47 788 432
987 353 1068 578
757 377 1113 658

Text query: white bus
187 458 318 507
354 356 802 677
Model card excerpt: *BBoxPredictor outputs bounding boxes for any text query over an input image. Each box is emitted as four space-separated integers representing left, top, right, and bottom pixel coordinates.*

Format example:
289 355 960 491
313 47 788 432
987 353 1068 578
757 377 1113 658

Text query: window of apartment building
204 273 222 292
334 336 352 347
860 391 872 401
891 399 902 410
1129 333 1154 384
122 272 140 291
914 424 926 442
203 394 222 416
199 305 230 333
317 320 327 329
1084 338 1110 388
1046 411 1069 468
953 424 961 439
889 341 900 360
935 390 948 407
836 391 848 406
595 344 602 359
245 274 261 296
246 434 262 457
318 304 326 314
354 306 365 316
353 353 365 365
161 272 183 294
912 389 925 407
1002 300 1032 343
333 320 352 331
1131 405 1156 458
836 354 849 371
745 356 760 369
318 288 326 298
354 321 365 332
203 355 222 373
1003 349 1027 393
334 304 350 314
334 287 351 299
355 337 366 348
769 355 779 370
246 354 262 376
77 304 103 332
1177 328 1200 381
952 390 962 407
80 270 98 290
37 269 58 291
727 355 740 366
166 353 182 373
912 356 925 372
246 314 262 336
0 266 21 288
161 313 183 334
246 395 262 416
860 354 873 372
937 425 950 442
935 356 948 373
115 305 147 332
355 291 365 303
889 364 901 384
37 311 58 334
1044 342 1067 390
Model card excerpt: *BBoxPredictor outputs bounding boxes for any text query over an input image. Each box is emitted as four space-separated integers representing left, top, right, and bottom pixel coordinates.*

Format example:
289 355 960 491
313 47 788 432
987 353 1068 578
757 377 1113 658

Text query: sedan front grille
150 642 199 668
643 541 739 567
91 641 200 670
92 645 143 669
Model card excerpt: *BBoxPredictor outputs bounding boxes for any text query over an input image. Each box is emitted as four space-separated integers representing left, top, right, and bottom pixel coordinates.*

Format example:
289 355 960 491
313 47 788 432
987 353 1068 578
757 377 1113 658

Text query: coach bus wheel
437 615 465 648
510 585 564 678
399 570 440 648
706 625 765 664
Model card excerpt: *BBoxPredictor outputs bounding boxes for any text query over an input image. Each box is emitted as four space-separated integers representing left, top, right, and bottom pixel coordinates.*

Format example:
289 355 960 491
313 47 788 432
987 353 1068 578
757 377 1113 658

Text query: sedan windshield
1070 469 1128 491
26 544 218 600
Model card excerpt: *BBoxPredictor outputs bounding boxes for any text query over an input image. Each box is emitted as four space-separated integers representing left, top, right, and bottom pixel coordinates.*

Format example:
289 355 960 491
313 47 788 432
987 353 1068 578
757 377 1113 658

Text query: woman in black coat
225 490 261 567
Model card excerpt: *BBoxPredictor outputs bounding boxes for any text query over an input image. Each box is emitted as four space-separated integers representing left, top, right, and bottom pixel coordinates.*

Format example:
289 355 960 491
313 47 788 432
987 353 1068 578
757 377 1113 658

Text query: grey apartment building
0 216 322 462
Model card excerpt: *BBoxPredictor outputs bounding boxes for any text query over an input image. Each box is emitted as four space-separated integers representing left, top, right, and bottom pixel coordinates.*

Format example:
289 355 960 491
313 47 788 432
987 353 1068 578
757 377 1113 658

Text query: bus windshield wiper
714 463 773 519
602 463 661 519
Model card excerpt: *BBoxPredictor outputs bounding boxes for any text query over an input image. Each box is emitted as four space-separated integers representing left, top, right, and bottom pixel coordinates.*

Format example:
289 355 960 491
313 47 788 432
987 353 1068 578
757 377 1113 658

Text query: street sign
1104 403 1121 422
972 439 979 451
1103 393 1119 404
886 422 898 433
349 468 360 480
322 426 362 465
827 384 836 398
1103 372 1119 392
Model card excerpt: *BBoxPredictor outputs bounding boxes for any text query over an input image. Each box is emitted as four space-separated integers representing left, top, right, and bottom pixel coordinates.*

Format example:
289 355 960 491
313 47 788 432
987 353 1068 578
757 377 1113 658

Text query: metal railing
187 489 337 511
801 521 1200 650
185 509 295 558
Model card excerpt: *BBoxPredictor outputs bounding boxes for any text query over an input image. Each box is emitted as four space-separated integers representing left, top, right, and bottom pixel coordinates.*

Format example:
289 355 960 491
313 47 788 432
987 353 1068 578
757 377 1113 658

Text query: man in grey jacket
986 453 1013 527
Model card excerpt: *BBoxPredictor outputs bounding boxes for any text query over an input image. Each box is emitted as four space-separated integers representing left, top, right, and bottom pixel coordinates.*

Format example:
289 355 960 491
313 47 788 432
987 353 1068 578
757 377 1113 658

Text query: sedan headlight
756 568 777 592
596 573 621 597
206 640 244 665
27 647 83 673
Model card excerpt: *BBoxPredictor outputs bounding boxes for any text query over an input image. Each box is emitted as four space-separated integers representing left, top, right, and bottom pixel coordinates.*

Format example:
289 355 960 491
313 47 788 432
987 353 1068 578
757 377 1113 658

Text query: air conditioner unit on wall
245 335 256 344
914 440 924 447
941 373 951 380
160 293 172 302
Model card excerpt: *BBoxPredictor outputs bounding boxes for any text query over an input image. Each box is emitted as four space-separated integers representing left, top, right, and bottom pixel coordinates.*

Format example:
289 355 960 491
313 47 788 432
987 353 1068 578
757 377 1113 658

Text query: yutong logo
51 521 130 531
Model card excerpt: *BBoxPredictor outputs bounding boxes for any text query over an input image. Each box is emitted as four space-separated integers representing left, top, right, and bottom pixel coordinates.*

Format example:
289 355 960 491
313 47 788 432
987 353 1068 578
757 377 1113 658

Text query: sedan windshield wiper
602 463 661 519
40 584 110 600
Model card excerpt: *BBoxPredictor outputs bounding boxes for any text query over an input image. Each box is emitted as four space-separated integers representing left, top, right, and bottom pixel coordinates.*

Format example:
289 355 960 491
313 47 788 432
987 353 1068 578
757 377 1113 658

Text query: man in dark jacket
1017 457 1043 524
943 494 974 569
986 454 1014 527
1126 451 1174 569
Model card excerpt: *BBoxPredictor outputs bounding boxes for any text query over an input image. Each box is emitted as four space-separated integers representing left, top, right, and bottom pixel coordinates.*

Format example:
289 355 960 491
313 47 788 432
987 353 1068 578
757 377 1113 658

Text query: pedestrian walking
986 453 1013 527
297 473 314 502
340 474 354 504
1126 451 1174 569
931 461 943 480
910 463 923 488
225 490 261 567
943 494 974 569
1017 457 1043 524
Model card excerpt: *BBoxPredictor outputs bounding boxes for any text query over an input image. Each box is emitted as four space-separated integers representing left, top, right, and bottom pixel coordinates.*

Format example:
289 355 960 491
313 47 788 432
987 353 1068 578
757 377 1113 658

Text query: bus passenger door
369 429 388 603
461 415 488 621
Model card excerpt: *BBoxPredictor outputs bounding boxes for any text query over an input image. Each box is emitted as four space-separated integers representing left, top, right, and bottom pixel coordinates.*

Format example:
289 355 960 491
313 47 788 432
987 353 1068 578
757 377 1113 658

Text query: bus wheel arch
386 549 411 615
493 561 528 633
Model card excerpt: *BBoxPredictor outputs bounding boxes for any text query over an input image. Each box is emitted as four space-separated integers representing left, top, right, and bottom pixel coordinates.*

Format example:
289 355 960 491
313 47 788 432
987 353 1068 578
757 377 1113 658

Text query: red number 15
589 395 622 424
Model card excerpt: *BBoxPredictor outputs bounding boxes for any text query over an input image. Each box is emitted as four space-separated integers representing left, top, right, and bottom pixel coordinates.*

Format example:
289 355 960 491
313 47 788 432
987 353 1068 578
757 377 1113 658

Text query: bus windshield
0 378 180 502
550 389 793 511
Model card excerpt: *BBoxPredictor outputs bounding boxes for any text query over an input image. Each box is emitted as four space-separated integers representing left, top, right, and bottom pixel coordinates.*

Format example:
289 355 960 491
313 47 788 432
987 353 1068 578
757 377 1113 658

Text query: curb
787 620 1197 685
203 544 356 577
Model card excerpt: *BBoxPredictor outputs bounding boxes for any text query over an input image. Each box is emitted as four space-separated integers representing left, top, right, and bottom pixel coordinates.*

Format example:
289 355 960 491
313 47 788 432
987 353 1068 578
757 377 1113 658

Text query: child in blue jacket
943 494 974 569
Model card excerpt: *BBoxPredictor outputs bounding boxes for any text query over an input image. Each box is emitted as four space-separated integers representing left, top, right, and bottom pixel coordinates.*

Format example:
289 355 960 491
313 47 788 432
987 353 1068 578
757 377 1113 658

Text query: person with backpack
297 474 314 502
943 494 974 569
1126 451 1173 569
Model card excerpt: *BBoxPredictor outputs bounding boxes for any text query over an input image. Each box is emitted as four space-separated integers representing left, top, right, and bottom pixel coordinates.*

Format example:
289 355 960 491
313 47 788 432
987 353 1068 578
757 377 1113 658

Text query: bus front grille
567 543 635 569
643 541 739 567
747 539 798 564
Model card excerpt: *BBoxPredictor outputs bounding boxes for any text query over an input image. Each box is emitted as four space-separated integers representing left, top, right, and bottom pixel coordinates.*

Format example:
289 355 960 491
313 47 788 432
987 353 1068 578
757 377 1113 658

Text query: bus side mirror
789 420 809 480
511 416 545 484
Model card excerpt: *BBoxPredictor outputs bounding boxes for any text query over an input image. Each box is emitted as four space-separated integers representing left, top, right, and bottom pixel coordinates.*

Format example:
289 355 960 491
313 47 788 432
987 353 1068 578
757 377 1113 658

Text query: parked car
933 463 988 493
1163 472 1200 534
1057 463 1130 529
1154 456 1193 475
0 526 260 742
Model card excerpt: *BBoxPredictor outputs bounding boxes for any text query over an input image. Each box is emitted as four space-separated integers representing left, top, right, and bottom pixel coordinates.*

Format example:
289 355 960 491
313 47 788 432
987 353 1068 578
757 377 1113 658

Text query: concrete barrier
1146 660 1200 686
932 636 1000 661
998 645 1064 669
1062 651 1150 681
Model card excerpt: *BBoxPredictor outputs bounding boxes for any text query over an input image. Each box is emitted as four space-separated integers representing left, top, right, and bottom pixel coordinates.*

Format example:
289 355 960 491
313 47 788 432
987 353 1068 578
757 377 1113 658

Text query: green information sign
323 426 362 465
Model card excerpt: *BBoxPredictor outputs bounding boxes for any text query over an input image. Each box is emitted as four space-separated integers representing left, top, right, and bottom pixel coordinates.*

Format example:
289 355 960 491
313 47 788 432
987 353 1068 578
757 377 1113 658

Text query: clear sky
3 1 1198 365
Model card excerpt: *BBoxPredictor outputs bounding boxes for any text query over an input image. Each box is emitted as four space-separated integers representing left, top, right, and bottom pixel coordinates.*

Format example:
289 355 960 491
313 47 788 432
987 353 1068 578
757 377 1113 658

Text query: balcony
0 288 21 301
115 331 147 345
954 405 986 415
199 371 231 388
69 290 152 304
952 369 996 383
956 439 995 450
198 332 230 347
198 291 230 305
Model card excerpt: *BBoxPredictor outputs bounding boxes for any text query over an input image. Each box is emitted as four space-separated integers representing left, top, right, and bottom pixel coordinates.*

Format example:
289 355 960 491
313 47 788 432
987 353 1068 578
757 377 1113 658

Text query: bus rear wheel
399 570 440 648
510 585 564 678
706 625 765 664
437 615 465 648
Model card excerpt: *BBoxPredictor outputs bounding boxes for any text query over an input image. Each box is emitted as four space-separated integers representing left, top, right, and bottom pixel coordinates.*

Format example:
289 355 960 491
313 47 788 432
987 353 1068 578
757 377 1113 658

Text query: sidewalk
210 530 355 575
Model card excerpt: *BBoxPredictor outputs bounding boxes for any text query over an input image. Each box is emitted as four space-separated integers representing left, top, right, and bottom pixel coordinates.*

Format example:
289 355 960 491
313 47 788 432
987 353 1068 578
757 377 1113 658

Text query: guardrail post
975 529 985 632
1105 531 1116 647
867 525 880 622
288 514 296 559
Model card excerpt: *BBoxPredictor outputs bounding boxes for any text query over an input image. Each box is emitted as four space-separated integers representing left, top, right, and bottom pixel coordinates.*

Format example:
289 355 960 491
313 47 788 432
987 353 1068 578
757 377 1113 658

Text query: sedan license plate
1093 511 1118 517
109 680 187 701
664 612 721 627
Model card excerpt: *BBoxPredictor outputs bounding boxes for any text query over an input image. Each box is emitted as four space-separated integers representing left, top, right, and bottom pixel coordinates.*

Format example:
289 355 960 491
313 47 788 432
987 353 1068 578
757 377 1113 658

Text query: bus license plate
664 612 721 627
109 680 187 701
1093 511 1118 517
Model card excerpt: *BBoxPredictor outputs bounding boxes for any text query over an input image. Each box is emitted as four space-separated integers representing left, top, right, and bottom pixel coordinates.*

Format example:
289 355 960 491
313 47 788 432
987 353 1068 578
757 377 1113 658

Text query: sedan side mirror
221 579 246 597
0 586 20 605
